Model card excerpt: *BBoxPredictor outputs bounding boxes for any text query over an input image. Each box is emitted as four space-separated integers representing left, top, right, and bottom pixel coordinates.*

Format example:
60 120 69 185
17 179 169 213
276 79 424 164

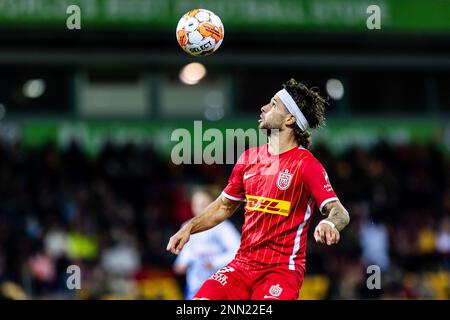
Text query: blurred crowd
307 141 450 299
0 137 449 299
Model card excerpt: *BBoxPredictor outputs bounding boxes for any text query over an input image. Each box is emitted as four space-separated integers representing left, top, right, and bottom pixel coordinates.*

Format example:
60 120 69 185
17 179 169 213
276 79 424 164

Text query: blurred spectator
173 187 241 300
436 216 450 270
101 228 141 276
44 223 68 259
359 214 390 271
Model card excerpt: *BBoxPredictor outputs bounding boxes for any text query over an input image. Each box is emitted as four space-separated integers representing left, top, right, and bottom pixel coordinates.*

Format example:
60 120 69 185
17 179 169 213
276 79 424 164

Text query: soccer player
173 187 240 299
167 79 350 300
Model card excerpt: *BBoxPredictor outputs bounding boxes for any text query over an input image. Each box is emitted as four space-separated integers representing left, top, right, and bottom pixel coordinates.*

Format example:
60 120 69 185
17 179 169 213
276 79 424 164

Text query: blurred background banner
0 0 450 33
11 118 448 156
0 0 449 300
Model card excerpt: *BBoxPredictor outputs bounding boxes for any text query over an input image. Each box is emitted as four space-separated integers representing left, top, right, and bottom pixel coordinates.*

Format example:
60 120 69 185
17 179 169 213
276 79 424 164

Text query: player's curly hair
283 78 328 150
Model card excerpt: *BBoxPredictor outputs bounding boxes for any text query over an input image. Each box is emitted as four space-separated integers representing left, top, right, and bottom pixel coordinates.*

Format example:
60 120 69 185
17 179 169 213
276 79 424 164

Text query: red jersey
222 144 338 273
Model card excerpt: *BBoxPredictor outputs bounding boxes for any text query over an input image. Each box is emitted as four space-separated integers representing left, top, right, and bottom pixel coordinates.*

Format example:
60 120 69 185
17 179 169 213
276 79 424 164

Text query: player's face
259 95 290 130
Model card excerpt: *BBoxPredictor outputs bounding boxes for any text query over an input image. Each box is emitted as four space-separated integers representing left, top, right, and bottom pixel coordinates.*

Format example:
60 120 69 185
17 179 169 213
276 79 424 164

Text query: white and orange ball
176 9 224 56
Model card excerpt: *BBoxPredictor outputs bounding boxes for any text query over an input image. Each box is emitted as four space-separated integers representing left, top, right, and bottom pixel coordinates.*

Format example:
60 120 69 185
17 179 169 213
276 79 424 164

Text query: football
176 9 224 56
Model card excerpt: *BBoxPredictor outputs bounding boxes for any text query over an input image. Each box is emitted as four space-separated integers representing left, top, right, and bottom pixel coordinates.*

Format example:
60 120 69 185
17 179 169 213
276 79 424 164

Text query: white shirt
436 232 450 254
174 220 241 299
359 222 390 270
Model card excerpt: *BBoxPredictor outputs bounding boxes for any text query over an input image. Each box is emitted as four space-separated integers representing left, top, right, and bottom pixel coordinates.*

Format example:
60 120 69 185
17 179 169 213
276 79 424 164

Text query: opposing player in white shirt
173 187 241 300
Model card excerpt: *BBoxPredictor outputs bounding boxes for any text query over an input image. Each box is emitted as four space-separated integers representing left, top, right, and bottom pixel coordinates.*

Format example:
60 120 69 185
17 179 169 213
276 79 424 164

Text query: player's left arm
314 200 350 245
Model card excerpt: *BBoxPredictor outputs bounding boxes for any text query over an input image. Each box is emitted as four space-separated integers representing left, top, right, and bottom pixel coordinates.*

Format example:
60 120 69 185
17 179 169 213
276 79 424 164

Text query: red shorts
193 260 304 300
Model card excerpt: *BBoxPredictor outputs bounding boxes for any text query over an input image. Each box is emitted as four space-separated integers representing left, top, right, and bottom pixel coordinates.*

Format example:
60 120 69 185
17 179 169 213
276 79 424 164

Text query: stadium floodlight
179 62 207 85
326 78 344 100
23 79 46 99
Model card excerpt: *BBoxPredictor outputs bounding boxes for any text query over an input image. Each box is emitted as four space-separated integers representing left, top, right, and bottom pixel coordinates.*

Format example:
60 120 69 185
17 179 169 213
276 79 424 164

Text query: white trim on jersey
319 197 339 214
288 201 312 271
221 191 246 202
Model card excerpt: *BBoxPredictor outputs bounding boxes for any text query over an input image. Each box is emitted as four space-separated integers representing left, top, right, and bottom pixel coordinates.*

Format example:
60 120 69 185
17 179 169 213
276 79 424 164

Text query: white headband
276 89 309 131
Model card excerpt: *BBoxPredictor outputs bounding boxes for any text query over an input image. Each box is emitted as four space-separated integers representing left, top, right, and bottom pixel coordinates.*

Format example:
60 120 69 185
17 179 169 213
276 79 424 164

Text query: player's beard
259 121 282 138
259 118 281 131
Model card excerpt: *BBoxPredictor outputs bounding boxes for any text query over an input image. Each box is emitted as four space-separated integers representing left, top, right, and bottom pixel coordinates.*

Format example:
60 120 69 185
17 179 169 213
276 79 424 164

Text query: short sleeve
303 159 338 213
222 150 247 201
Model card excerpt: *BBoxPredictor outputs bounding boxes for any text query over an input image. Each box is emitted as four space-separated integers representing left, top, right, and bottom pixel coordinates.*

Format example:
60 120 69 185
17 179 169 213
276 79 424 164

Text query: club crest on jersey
276 169 293 190
269 284 282 297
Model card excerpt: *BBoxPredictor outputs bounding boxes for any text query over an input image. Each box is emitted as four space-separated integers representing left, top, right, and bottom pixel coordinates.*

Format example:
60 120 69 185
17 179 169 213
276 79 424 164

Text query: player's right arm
166 195 241 255
167 149 250 255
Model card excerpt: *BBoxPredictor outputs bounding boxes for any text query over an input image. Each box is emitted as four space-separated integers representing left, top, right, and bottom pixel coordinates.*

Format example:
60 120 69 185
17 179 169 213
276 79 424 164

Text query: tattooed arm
322 200 350 232
314 200 350 245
